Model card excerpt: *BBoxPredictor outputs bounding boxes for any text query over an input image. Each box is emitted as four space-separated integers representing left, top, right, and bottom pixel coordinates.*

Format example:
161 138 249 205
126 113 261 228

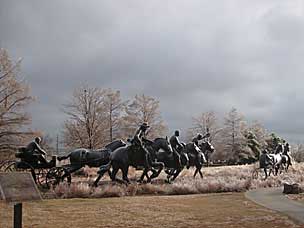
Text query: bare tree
291 143 304 163
121 94 167 139
220 107 247 162
103 89 127 142
0 48 34 158
62 86 108 149
187 111 221 143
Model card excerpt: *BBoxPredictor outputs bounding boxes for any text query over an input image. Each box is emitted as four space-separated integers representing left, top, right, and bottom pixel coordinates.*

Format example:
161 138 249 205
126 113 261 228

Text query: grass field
0 193 301 228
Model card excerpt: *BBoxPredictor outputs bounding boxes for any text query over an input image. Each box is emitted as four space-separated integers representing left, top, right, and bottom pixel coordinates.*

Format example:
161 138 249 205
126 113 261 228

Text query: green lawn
0 193 300 228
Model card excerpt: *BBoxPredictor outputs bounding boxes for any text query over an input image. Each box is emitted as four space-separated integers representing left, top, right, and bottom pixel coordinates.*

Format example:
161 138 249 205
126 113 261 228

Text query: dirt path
246 187 304 224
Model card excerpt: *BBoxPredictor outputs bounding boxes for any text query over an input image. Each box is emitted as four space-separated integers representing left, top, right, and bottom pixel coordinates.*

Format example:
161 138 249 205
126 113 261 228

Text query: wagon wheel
251 168 260 179
0 160 16 171
4 161 33 172
36 169 48 187
3 161 38 182
46 167 71 189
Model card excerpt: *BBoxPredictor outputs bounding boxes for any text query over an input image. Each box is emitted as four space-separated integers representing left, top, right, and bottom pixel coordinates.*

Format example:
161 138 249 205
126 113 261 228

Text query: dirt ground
0 193 301 228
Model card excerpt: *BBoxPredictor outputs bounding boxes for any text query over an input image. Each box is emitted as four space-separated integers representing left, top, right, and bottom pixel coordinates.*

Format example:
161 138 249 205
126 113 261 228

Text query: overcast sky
1 1 304 142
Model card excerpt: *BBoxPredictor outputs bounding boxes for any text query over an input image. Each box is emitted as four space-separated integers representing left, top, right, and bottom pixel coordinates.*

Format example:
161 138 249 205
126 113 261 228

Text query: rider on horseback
283 142 292 166
259 149 273 168
169 130 184 168
23 137 48 164
192 132 210 146
132 122 152 168
192 132 210 166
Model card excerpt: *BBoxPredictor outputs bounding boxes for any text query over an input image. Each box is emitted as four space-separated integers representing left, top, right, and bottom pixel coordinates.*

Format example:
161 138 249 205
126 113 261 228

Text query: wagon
0 148 71 188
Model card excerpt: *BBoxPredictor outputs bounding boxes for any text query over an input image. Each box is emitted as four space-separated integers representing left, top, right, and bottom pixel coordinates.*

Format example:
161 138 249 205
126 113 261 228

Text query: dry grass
42 163 304 199
0 193 300 228
287 193 304 203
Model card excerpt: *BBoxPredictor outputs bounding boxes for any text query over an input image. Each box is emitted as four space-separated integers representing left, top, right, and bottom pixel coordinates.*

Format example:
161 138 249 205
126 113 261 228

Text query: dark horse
138 137 173 182
57 140 126 183
94 138 173 186
191 141 214 178
166 141 215 181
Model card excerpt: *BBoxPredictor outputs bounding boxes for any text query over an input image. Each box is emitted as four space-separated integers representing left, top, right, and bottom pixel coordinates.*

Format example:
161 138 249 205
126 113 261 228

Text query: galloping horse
138 137 173 182
94 140 166 186
57 140 126 183
258 151 274 180
192 141 215 178
269 144 291 175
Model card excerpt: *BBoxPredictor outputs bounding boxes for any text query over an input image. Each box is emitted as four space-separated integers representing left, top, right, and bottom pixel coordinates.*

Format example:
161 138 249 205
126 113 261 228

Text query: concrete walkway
245 188 304 224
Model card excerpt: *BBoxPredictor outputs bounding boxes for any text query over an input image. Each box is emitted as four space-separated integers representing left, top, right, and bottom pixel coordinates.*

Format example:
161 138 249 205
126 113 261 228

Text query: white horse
268 153 290 175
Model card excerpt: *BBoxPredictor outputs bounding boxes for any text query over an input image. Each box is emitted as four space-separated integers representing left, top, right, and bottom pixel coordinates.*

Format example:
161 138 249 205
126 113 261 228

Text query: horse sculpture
151 141 214 182
138 137 173 182
258 145 291 180
94 139 166 186
258 151 274 180
176 141 214 179
269 153 290 175
268 144 291 175
57 140 126 183
193 141 215 178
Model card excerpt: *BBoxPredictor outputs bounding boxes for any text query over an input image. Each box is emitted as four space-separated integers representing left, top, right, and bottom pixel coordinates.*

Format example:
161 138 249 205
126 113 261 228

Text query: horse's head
154 137 173 154
200 141 215 154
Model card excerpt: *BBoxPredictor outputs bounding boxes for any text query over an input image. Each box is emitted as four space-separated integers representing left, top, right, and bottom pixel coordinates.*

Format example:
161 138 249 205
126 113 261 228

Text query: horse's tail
97 161 112 174
57 153 71 161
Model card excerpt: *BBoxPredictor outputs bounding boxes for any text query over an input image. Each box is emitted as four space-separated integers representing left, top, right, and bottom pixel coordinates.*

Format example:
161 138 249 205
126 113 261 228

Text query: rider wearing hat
133 122 150 146
192 132 210 147
24 137 48 164
283 142 292 166
132 122 152 169
259 149 273 168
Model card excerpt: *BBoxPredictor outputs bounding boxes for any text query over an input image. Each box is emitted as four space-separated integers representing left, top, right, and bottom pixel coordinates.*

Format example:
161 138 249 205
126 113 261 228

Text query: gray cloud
1 0 304 142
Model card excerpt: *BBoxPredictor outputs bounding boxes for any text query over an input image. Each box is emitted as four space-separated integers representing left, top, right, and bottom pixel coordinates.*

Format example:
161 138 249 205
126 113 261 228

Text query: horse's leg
170 168 182 182
110 162 120 182
264 168 268 180
122 165 130 184
93 169 107 187
198 167 203 178
150 161 164 180
286 163 289 172
193 168 199 178
268 167 272 177
166 169 175 183
63 165 81 184
139 168 149 183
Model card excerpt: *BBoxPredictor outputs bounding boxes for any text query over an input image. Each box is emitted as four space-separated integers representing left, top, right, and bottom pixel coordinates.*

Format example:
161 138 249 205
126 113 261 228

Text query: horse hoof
165 179 172 184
